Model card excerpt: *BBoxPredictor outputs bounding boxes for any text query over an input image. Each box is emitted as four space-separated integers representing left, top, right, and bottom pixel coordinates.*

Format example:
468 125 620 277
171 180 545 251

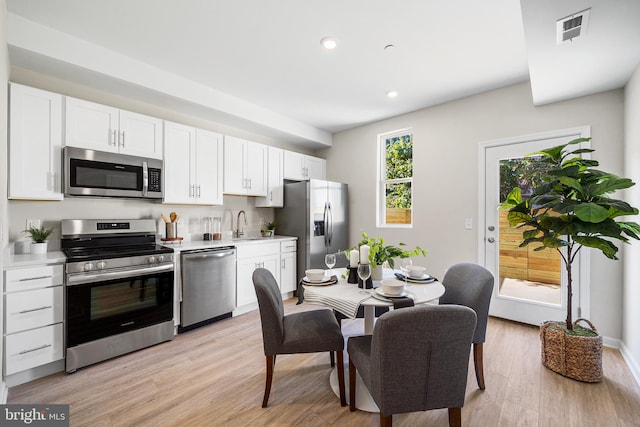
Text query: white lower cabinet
280 240 297 293
4 264 65 376
236 242 281 307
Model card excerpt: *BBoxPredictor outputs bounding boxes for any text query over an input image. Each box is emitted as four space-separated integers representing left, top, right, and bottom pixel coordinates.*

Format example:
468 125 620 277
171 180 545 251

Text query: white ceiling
5 0 640 148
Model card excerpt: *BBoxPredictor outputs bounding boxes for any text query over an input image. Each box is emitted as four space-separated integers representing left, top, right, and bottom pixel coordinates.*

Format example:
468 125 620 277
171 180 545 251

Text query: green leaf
574 203 610 223
558 176 583 193
573 236 619 259
522 229 539 239
589 178 635 196
619 222 640 240
500 187 522 208
506 211 531 226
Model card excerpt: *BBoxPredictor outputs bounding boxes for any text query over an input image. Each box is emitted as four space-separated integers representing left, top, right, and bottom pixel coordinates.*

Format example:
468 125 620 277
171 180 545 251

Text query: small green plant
344 232 426 269
24 225 54 243
261 221 276 233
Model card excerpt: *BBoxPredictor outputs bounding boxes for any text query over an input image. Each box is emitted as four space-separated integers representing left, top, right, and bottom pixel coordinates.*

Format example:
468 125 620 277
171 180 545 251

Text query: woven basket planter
540 318 603 383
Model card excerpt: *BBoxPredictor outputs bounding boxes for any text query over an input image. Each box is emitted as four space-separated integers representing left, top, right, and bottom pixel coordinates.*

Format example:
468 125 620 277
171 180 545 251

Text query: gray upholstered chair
252 268 346 407
347 305 477 427
439 263 494 390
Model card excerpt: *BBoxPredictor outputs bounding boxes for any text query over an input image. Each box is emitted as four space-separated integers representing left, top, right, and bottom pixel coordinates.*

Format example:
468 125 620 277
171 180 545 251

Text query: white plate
303 275 335 285
395 272 435 283
374 287 408 298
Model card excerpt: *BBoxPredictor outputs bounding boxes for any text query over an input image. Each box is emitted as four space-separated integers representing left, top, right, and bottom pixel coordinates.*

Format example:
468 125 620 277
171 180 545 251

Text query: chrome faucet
235 210 247 238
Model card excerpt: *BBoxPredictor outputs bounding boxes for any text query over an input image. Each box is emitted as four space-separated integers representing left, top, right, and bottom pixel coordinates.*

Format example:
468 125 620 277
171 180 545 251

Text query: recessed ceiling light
386 90 398 98
320 36 337 50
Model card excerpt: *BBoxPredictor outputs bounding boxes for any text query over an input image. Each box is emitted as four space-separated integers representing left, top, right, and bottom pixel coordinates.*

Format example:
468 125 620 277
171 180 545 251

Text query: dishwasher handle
182 248 235 261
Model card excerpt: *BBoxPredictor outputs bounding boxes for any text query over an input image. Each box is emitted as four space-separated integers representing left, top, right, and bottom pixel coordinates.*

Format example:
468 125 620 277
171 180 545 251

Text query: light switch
464 218 473 230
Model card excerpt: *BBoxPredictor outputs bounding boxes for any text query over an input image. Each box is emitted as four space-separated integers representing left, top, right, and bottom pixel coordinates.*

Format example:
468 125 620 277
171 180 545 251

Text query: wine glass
357 263 371 287
398 258 413 284
325 253 336 277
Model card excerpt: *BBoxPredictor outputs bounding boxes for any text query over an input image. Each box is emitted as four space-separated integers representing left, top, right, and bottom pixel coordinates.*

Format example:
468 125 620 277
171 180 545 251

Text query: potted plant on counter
24 225 54 254
346 232 426 280
261 221 276 238
501 137 640 382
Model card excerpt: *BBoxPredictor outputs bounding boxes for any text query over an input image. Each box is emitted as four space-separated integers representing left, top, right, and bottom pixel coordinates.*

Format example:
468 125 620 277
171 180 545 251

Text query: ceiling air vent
556 8 590 44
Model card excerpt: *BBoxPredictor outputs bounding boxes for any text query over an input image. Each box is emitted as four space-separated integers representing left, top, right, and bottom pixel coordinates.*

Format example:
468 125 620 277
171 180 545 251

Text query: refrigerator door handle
323 202 329 248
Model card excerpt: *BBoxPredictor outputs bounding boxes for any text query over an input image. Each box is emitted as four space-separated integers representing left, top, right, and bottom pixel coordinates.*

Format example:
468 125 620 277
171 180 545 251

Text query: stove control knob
96 261 106 270
157 255 165 263
83 263 94 272
148 256 157 264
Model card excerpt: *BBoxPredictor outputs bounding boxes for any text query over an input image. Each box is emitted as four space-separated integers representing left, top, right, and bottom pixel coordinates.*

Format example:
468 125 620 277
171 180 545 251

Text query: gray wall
323 81 626 340
623 63 640 380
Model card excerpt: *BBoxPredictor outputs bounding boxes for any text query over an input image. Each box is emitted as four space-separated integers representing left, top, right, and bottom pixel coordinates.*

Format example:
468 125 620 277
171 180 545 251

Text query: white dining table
301 267 445 412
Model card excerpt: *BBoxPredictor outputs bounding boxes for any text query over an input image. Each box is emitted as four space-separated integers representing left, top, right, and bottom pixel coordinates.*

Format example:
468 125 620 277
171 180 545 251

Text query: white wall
323 81 626 340
623 63 640 382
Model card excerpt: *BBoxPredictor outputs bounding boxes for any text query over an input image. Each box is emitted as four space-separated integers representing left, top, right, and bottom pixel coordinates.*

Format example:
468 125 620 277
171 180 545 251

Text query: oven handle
66 264 174 286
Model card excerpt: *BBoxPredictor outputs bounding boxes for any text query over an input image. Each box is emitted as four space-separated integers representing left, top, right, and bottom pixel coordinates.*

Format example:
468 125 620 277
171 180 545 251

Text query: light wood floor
8 299 640 427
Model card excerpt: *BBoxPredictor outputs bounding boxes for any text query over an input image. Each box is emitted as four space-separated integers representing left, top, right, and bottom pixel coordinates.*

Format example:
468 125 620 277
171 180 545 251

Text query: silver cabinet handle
248 178 252 189
111 129 117 146
120 131 125 147
19 305 52 314
269 191 273 201
190 185 195 198
19 344 52 355
197 185 201 197
281 259 285 269
19 275 52 282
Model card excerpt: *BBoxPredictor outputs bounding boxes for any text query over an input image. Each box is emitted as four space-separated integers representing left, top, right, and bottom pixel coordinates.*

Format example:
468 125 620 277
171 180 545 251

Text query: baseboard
603 336 621 349
620 342 640 388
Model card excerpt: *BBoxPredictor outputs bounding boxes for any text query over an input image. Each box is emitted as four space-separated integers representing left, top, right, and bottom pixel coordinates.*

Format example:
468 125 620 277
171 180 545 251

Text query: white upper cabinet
163 121 223 205
65 97 163 159
9 83 63 200
283 151 326 181
255 146 284 207
223 136 267 196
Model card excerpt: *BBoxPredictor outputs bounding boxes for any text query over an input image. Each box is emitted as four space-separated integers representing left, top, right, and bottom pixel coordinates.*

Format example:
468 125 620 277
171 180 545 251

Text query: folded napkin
392 297 415 309
302 282 371 318
297 275 338 305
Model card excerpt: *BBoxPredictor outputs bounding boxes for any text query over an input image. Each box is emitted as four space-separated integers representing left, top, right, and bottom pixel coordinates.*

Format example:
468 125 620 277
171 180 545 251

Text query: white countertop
160 235 297 252
2 235 297 268
3 250 67 269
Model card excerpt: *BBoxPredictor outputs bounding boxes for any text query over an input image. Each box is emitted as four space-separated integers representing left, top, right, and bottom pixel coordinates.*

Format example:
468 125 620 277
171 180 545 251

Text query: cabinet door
163 121 195 204
5 323 63 375
245 141 268 196
195 129 223 205
305 156 326 180
119 110 163 159
256 146 283 207
283 150 305 180
223 135 246 195
9 84 63 200
261 253 281 285
65 97 119 152
236 258 259 306
280 251 297 293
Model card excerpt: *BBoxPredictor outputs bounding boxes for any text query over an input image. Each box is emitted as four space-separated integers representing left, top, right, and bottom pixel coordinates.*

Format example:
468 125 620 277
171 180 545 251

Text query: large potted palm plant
501 137 640 382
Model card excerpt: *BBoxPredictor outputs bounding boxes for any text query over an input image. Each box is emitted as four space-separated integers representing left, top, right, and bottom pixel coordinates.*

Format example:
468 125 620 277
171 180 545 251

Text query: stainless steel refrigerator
275 179 349 280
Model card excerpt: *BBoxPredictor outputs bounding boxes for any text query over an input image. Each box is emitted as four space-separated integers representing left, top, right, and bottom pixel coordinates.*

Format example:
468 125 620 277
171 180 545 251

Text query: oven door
66 265 173 348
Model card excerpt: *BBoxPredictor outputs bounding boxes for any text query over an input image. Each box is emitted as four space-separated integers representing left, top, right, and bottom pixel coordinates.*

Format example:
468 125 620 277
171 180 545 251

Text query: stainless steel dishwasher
179 246 236 332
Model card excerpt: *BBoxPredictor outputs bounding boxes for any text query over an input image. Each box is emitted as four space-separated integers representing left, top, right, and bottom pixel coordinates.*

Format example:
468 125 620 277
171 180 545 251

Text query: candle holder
347 267 358 284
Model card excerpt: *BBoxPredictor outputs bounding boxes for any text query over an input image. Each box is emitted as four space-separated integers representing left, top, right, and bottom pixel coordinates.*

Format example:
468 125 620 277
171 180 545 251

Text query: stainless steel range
61 219 174 373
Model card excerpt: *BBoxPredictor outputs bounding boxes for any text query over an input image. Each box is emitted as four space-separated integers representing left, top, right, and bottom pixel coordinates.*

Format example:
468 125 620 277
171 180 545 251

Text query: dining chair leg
330 351 335 367
336 350 346 406
380 413 392 426
473 342 485 390
348 357 356 412
262 355 275 408
448 407 461 427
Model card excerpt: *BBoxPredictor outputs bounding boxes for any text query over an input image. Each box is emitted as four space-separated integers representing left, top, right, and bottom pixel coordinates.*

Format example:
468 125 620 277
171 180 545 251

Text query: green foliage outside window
385 134 412 209
499 156 554 203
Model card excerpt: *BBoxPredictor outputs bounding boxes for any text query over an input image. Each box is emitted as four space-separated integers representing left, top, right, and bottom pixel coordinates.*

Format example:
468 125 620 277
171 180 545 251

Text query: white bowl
305 269 326 282
408 266 426 279
381 279 405 296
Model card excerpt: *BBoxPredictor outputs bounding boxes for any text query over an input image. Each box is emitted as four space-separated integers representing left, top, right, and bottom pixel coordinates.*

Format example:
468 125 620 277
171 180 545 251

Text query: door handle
488 225 495 231
487 237 495 243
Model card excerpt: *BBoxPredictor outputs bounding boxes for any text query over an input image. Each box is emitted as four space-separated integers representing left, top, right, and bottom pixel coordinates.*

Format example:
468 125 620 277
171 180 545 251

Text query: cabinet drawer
280 240 297 253
5 264 63 292
236 242 280 259
5 323 63 375
5 286 63 334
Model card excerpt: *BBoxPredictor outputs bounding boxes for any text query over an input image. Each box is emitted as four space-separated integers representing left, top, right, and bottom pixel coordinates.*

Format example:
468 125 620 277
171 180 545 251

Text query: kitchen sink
231 237 264 242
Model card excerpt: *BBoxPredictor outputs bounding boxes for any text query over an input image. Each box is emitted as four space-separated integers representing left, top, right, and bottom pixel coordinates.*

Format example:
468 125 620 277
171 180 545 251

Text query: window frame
376 128 414 229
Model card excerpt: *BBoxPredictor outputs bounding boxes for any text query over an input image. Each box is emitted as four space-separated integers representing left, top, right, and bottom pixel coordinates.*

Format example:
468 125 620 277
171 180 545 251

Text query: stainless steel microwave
64 146 163 199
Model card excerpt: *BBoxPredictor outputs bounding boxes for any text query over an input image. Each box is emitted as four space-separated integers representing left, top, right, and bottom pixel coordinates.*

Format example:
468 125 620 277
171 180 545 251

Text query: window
378 129 413 227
